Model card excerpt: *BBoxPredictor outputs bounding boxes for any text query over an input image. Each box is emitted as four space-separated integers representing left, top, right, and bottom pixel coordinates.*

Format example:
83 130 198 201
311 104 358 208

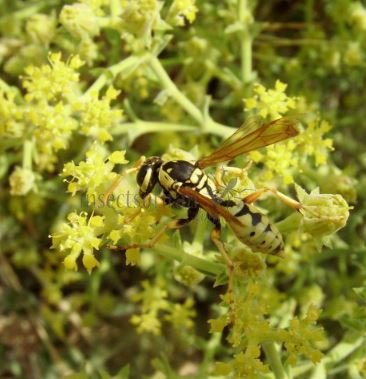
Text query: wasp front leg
102 156 146 204
109 205 200 252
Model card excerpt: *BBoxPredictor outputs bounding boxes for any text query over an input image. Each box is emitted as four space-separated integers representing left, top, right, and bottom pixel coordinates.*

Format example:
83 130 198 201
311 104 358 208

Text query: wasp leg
207 215 234 290
215 162 253 187
109 205 199 252
215 166 225 188
211 227 234 294
243 187 302 210
102 156 146 205
206 185 236 207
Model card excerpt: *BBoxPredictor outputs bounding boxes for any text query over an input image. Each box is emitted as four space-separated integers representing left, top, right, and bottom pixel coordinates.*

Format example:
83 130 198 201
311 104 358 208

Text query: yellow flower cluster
23 53 83 103
247 115 334 184
0 87 23 138
7 53 124 172
73 87 123 142
211 282 273 377
51 212 104 273
244 80 297 119
285 306 325 364
297 119 333 165
210 280 325 376
131 279 196 335
62 144 128 201
250 140 299 184
108 210 157 247
26 102 78 171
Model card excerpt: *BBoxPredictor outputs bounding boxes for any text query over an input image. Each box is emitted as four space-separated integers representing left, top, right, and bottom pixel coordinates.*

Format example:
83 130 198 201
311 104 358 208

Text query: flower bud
26 14 56 45
296 184 350 238
349 2 366 31
60 4 100 39
63 253 78 271
9 166 35 195
174 264 204 286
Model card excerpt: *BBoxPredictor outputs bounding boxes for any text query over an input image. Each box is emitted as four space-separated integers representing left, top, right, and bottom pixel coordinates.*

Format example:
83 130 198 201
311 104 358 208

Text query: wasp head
136 156 163 199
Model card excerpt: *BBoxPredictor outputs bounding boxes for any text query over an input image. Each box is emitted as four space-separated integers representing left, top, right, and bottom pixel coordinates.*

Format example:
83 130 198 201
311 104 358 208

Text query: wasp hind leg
243 187 302 210
109 205 200 252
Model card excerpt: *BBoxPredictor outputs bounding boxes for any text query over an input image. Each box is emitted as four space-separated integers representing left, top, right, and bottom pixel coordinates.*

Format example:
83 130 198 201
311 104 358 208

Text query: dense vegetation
1 1 365 378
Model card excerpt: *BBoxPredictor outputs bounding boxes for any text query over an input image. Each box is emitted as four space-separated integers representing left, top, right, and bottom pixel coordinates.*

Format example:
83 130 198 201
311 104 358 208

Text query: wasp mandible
111 117 300 268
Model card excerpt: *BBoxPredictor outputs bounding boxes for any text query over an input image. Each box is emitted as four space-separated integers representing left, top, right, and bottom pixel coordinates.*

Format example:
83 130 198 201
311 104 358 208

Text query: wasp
112 117 300 269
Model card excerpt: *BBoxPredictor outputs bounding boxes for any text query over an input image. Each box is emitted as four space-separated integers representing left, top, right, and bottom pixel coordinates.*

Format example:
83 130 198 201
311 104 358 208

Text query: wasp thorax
136 156 163 199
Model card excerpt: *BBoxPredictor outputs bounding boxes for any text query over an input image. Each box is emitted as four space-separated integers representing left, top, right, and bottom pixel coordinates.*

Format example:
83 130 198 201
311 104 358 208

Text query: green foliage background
0 1 365 378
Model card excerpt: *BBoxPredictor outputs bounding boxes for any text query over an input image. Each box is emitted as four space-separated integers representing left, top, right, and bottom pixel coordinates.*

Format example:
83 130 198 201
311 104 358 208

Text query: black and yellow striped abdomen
226 201 284 255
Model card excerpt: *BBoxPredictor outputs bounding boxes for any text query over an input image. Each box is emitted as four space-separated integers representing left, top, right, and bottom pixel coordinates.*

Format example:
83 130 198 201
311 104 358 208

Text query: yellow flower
167 0 198 26
164 298 196 330
82 253 100 273
63 253 78 271
108 151 129 165
209 316 228 333
130 312 162 335
125 248 141 266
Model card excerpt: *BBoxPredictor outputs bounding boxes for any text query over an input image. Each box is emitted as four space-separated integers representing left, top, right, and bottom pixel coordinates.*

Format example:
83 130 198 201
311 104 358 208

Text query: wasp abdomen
226 202 284 254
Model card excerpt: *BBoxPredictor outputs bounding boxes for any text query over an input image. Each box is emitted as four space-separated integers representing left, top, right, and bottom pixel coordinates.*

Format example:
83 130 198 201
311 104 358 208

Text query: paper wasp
111 117 300 270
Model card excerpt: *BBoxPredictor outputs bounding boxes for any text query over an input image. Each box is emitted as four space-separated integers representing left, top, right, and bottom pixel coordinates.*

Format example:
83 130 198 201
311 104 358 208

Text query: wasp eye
136 164 149 186
136 157 162 199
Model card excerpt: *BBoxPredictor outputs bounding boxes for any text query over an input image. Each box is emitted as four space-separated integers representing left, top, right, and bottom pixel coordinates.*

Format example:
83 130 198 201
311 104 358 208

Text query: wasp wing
197 117 299 169
178 186 243 228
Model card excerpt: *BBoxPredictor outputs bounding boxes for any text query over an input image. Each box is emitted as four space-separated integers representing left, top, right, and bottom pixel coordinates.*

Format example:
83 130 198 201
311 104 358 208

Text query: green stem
276 212 302 234
22 140 33 170
0 0 57 21
262 341 288 379
192 212 208 249
0 78 12 92
238 0 253 84
323 337 365 366
111 120 234 140
86 55 147 94
153 243 225 277
148 55 205 125
111 121 196 138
